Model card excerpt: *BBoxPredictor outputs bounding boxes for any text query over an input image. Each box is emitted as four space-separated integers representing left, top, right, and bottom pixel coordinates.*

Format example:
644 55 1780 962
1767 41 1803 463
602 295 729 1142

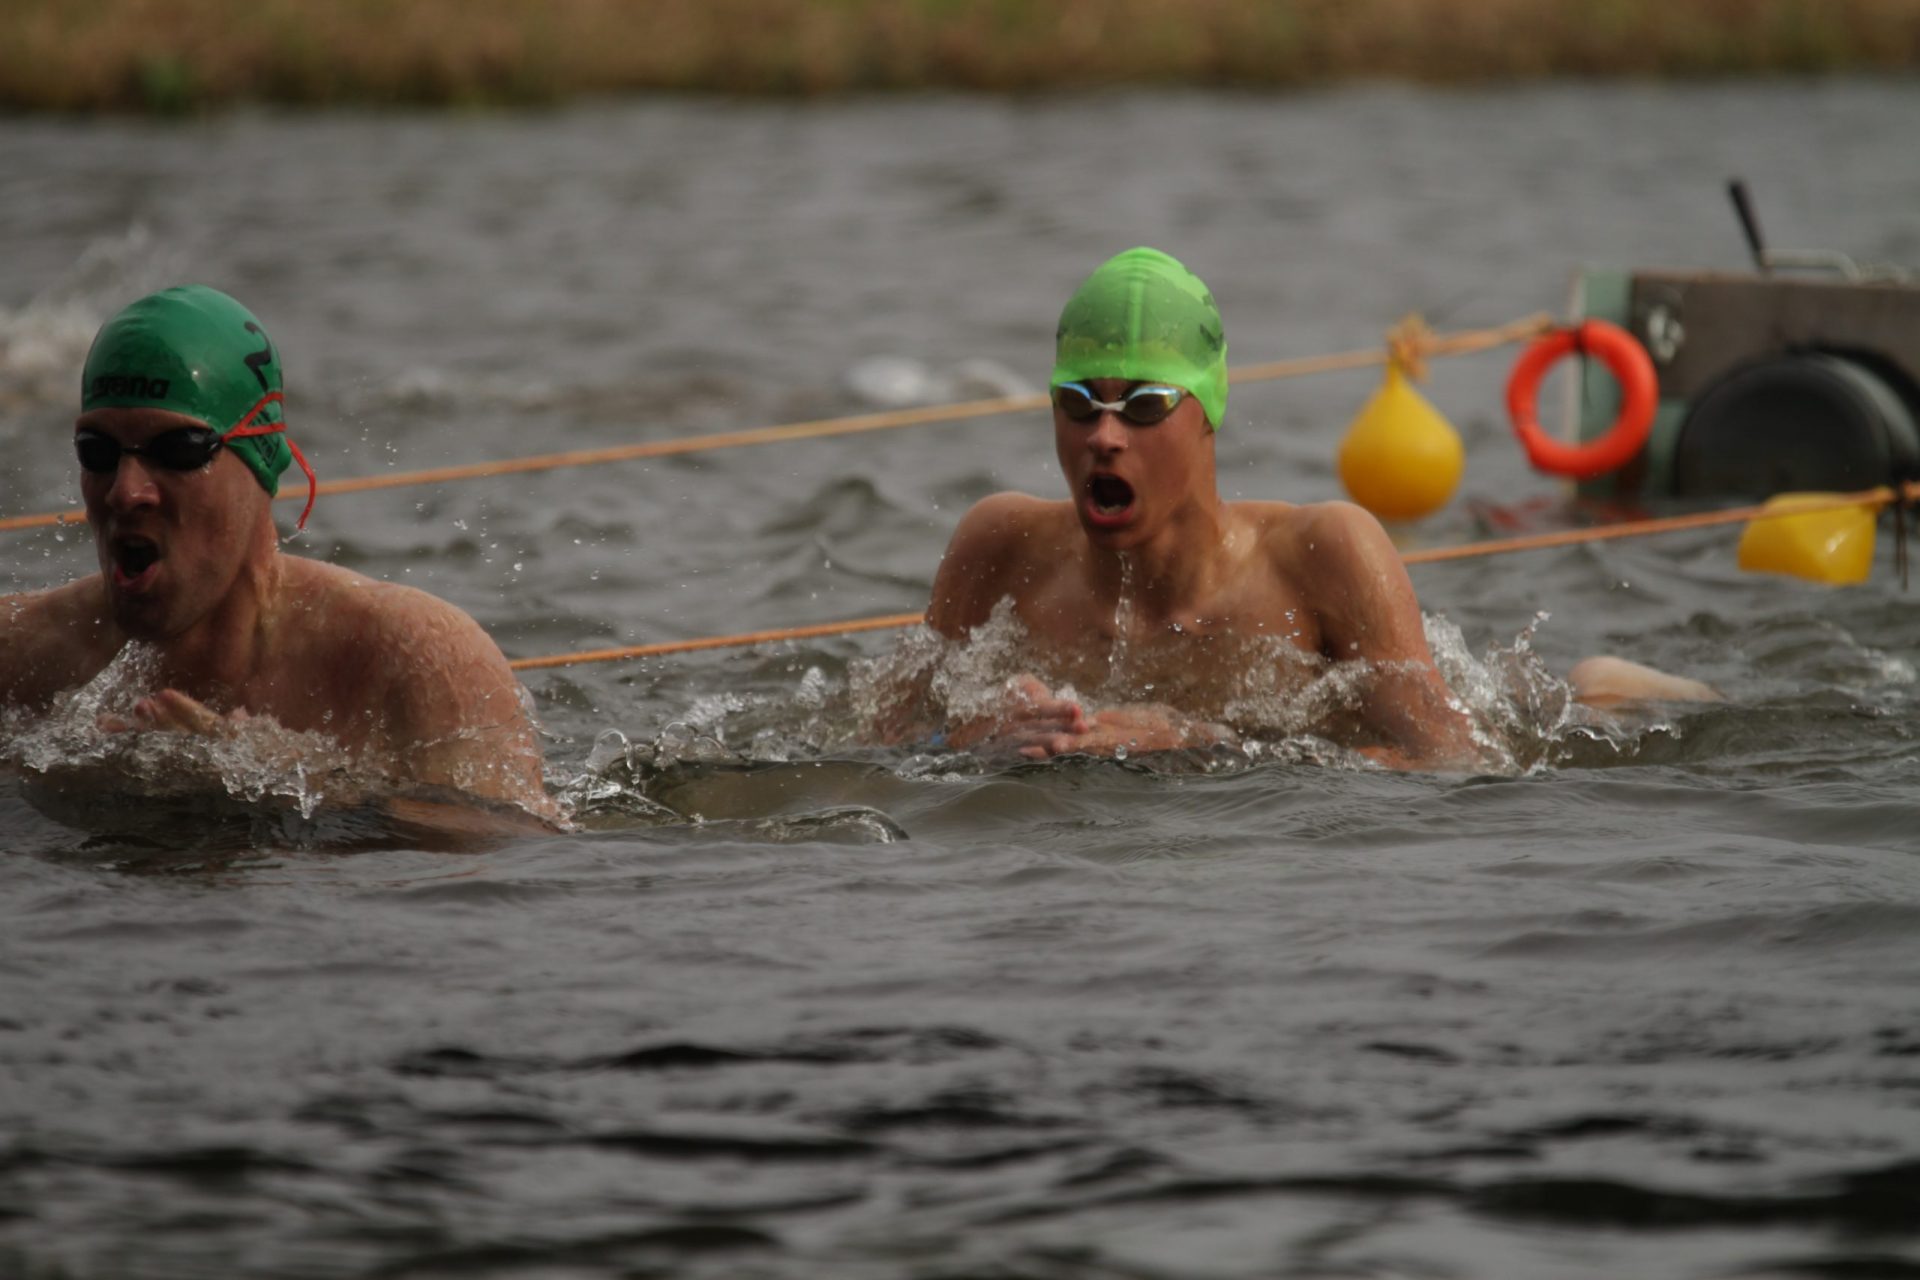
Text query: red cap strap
220 391 317 530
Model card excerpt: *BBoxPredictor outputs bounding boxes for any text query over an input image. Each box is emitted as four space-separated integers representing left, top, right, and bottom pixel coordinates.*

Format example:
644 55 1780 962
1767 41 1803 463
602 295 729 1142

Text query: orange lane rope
508 612 927 672
0 313 1554 535
506 481 1920 671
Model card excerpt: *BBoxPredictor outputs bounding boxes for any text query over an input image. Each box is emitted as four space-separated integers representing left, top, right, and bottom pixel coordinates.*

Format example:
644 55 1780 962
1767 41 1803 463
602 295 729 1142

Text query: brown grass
5 0 1920 112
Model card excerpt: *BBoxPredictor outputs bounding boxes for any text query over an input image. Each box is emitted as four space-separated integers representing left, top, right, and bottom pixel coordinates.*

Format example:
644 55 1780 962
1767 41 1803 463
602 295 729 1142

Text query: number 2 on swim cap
243 321 275 392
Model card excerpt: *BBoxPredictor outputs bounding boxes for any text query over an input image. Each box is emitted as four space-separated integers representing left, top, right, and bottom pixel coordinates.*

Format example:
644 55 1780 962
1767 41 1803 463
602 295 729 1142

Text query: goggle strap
221 391 317 530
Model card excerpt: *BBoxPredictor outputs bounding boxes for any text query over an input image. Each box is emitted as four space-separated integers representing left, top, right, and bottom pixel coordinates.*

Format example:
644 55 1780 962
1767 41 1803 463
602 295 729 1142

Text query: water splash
2 646 361 820
554 728 689 826
834 601 1677 773
551 597 1698 782
1108 553 1136 685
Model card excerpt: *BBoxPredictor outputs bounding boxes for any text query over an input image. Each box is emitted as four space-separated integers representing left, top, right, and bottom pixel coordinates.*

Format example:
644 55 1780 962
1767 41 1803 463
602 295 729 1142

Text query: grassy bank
6 0 1920 111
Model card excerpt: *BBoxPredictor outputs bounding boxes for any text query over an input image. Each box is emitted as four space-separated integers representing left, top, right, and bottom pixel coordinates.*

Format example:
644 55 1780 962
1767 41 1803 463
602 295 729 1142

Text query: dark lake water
3 81 1919 1279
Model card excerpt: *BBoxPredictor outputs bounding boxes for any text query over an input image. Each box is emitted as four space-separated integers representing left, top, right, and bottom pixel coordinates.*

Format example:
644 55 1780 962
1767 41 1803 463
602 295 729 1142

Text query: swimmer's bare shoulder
1254 499 1430 660
927 492 1079 636
0 580 115 712
1243 499 1479 766
279 559 554 817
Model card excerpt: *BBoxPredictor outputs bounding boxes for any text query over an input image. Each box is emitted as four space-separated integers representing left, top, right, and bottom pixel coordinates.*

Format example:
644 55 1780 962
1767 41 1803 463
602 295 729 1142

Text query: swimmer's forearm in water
98 688 249 737
1349 665 1487 771
935 676 1233 759
1004 703 1235 760
373 786 564 843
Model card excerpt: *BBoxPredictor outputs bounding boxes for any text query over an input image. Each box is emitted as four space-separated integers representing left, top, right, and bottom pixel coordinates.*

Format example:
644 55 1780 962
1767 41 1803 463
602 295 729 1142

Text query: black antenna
1727 179 1769 275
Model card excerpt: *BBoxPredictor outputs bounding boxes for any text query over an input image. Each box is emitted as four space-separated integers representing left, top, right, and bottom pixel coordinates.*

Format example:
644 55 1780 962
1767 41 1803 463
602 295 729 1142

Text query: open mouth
110 535 163 590
1085 474 1136 524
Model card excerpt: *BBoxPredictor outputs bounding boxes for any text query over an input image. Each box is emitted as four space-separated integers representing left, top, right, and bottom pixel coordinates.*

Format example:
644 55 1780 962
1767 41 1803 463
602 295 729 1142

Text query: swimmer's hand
98 689 249 737
1013 704 1233 760
943 675 1092 752
943 676 1230 759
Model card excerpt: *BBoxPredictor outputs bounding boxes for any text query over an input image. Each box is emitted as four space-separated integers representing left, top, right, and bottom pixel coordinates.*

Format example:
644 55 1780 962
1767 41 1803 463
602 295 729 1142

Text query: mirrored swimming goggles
1051 381 1187 425
74 427 225 474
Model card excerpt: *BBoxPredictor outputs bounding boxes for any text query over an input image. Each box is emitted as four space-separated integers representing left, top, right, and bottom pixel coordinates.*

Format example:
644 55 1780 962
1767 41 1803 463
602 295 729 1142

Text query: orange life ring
1505 319 1658 479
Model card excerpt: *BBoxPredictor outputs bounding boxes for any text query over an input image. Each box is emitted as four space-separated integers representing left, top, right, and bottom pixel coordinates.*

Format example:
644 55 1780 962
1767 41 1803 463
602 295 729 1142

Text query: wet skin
920 380 1481 767
0 408 555 821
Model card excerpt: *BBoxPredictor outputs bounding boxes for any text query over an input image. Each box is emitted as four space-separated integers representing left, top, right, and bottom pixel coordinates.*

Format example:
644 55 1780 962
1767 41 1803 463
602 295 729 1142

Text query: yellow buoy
1736 492 1880 585
1338 359 1464 523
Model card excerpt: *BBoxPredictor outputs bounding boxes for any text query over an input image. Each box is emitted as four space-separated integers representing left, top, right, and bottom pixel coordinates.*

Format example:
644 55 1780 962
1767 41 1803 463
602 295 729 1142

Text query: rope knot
1386 314 1433 381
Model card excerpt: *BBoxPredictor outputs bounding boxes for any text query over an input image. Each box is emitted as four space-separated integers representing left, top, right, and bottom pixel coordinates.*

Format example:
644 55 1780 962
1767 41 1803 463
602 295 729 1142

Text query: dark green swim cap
1051 247 1228 429
81 285 292 496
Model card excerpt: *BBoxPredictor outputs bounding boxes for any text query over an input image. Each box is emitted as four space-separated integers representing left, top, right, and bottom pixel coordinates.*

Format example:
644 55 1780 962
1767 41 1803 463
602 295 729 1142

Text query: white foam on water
0 225 181 414
836 599 1637 773
842 354 1033 408
2 643 362 820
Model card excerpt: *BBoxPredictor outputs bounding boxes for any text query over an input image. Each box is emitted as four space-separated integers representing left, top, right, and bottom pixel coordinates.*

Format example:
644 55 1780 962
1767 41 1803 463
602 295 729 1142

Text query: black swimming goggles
74 427 225 474
1051 381 1187 426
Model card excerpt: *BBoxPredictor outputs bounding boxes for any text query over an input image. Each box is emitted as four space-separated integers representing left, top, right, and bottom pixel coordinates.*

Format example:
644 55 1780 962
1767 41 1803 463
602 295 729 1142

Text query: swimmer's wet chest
207 626 387 747
1013 589 1325 699
1015 557 1325 650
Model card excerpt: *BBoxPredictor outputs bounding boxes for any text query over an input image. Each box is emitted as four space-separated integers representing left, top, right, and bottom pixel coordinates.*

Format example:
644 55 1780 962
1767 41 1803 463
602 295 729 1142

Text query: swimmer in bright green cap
884 248 1715 765
1051 246 1229 430
1 286 557 827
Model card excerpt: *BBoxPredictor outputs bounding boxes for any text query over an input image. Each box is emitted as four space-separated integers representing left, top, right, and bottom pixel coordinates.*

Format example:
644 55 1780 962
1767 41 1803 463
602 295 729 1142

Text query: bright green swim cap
1051 247 1228 429
81 285 293 497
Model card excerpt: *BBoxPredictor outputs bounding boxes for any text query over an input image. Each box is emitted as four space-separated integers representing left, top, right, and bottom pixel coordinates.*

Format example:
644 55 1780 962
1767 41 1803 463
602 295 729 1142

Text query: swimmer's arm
372 595 560 823
925 493 1045 639
0 582 106 712
998 697 1233 759
0 592 30 709
99 688 249 735
870 494 1037 747
372 785 561 846
1297 503 1481 770
941 674 1092 753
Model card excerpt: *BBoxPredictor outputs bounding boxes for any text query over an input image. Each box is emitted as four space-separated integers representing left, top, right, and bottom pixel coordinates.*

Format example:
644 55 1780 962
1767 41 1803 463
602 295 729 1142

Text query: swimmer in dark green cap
77 283 317 529
899 248 1714 765
0 286 556 822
